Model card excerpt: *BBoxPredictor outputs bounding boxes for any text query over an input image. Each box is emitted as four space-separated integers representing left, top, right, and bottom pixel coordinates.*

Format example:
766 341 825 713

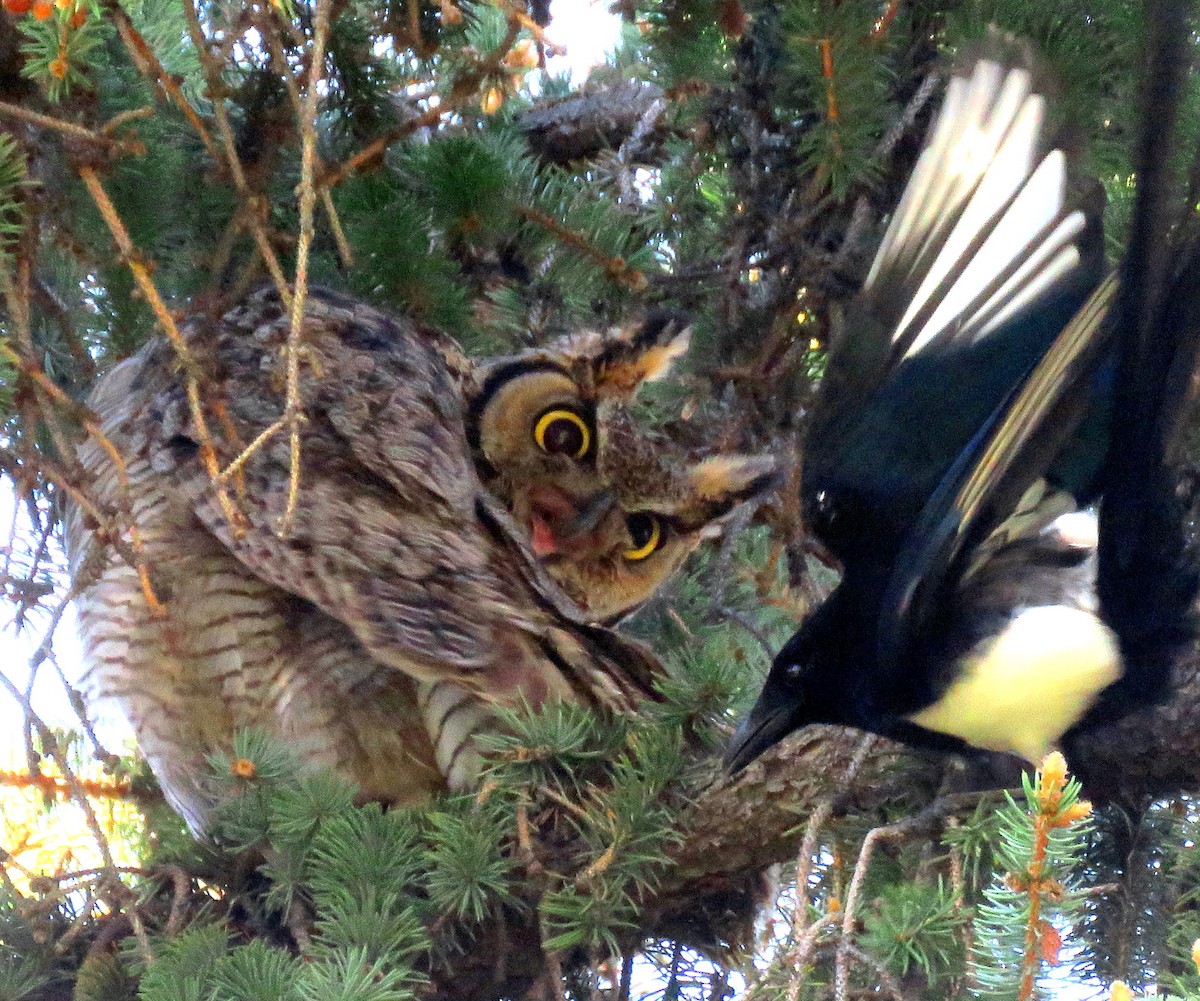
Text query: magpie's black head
725 594 854 774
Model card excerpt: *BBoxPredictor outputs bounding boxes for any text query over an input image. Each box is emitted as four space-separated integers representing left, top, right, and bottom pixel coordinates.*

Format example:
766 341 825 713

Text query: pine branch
972 753 1094 1000
514 202 648 292
180 0 293 299
102 0 217 161
0 98 133 152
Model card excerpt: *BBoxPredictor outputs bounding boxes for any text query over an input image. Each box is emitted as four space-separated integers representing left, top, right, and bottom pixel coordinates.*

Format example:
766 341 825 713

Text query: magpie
726 20 1200 773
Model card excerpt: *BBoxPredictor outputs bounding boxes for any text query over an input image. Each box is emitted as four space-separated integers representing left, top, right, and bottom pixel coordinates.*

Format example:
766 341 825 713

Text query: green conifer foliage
1 1 1198 999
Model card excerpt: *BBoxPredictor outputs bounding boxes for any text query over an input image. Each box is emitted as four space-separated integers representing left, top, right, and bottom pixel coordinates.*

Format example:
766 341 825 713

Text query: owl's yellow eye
534 408 591 459
623 513 664 561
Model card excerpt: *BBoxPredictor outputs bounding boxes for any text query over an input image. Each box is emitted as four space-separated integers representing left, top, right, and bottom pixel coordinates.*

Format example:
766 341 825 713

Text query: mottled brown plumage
68 287 772 831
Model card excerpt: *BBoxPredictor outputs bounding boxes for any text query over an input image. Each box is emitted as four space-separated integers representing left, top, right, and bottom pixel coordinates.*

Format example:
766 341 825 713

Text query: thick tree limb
519 80 670 167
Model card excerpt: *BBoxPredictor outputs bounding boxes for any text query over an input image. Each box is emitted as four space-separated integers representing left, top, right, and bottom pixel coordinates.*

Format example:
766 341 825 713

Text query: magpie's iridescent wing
876 274 1117 673
729 7 1200 777
803 46 1106 574
880 0 1200 691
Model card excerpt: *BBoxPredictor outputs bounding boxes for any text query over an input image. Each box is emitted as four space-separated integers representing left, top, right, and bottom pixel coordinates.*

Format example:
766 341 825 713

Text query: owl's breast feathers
69 287 662 829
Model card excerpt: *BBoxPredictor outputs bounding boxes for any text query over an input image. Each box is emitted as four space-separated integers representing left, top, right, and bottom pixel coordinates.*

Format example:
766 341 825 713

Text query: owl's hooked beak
565 488 617 536
527 485 615 557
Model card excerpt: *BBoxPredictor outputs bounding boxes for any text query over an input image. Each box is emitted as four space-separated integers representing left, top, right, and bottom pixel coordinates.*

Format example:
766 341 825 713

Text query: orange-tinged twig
244 8 330 532
1015 753 1092 1000
103 0 219 161
0 276 161 611
99 107 155 136
76 165 244 537
314 11 525 193
277 0 332 536
515 204 648 291
317 104 449 188
515 800 536 866
258 22 354 271
0 356 155 606
536 783 590 821
321 186 354 267
181 0 292 302
0 450 106 567
870 0 902 40
4 263 45 635
179 4 354 510
0 672 117 872
218 415 287 483
406 0 429 55
577 843 617 885
0 100 132 152
0 769 132 801
819 39 839 123
1017 818 1051 999
490 0 562 53
209 398 248 495
86 433 162 612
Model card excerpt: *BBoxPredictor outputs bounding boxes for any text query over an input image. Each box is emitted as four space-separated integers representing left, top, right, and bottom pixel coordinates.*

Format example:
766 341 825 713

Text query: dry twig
279 0 333 534
182 0 292 299
76 165 244 536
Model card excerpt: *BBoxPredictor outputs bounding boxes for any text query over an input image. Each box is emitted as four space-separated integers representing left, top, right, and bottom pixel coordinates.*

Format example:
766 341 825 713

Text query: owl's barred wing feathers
69 287 665 829
68 348 444 831
154 288 661 711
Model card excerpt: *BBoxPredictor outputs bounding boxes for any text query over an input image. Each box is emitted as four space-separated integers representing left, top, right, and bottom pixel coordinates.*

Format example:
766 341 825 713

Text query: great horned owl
68 287 773 831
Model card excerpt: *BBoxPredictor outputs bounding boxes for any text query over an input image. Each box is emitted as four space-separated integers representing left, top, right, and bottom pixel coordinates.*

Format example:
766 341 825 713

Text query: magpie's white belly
906 605 1121 762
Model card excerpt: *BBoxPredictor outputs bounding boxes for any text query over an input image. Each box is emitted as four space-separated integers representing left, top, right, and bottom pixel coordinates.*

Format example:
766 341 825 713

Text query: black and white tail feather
1085 0 1200 726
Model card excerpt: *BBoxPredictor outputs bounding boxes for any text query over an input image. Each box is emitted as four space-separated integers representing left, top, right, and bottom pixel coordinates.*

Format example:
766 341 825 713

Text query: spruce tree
1 1 1200 999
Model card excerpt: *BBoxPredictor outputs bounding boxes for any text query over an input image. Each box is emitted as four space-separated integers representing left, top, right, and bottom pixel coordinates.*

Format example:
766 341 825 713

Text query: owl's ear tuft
593 310 691 398
680 454 779 534
691 454 779 502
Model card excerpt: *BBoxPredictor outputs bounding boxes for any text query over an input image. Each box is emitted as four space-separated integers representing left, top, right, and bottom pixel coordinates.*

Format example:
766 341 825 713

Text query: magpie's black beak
724 693 801 774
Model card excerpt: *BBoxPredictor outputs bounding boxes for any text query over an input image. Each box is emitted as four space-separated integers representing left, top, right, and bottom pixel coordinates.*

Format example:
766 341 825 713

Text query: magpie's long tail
1093 0 1200 714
